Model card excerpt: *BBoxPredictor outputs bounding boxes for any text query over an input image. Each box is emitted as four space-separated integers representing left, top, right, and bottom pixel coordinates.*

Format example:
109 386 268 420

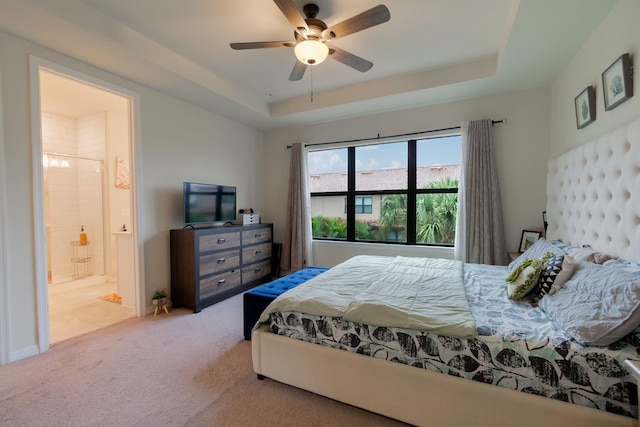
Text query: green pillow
505 255 549 300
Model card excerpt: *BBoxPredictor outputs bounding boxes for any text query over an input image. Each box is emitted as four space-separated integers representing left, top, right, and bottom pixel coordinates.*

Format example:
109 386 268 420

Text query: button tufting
547 118 640 263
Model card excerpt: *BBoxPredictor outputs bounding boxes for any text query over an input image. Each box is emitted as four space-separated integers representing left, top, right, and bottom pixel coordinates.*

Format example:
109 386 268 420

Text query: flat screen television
183 182 236 225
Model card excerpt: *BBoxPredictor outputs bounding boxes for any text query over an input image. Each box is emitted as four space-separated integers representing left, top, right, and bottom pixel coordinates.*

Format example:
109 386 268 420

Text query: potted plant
151 289 169 316
152 288 167 302
152 289 168 315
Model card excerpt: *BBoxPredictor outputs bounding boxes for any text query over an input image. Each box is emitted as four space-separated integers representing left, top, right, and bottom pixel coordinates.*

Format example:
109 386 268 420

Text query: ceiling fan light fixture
294 39 329 65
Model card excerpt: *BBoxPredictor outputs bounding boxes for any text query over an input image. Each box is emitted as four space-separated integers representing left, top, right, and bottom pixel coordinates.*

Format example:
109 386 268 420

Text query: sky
307 135 461 175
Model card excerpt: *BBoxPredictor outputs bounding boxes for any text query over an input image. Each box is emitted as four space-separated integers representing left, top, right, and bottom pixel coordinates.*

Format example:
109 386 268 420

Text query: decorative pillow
508 238 565 272
547 255 575 295
505 257 546 300
539 261 640 346
533 254 564 299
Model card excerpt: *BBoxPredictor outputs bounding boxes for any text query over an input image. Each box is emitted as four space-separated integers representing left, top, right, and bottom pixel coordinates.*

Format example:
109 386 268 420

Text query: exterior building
309 164 460 221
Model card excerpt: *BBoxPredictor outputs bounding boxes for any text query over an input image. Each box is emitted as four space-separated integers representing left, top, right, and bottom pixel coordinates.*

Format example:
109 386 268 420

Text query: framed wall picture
115 156 130 189
519 230 541 253
602 53 633 111
575 86 596 129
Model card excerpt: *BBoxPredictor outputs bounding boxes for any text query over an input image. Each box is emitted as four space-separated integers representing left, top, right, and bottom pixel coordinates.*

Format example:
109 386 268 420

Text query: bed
252 117 640 427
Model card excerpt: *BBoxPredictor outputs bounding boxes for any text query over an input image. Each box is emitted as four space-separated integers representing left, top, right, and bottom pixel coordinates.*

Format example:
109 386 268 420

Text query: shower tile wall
42 112 106 284
77 113 106 279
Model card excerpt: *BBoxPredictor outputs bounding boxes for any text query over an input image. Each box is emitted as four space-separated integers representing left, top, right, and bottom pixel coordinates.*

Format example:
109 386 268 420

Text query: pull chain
310 66 314 103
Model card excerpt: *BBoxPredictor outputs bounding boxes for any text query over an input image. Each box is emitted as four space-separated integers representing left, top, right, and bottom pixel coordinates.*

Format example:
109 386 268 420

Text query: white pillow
508 238 565 272
539 262 640 346
567 247 613 264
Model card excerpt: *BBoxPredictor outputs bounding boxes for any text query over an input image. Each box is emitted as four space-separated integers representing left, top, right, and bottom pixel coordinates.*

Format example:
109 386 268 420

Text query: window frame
309 137 460 246
345 196 373 214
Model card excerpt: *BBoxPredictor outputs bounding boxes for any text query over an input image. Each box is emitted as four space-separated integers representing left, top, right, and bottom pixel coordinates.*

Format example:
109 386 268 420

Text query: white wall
138 89 264 304
263 88 551 267
0 30 263 363
106 110 132 282
550 0 640 156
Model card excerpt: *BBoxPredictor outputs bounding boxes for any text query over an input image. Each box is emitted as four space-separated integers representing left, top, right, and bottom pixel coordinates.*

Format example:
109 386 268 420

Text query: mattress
268 263 640 418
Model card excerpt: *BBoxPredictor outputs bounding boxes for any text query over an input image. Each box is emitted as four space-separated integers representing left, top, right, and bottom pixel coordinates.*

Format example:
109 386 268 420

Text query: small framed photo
575 86 596 129
602 53 633 111
519 230 541 253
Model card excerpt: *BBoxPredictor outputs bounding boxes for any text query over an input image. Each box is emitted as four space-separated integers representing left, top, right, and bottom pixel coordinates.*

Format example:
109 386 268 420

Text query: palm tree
416 178 458 243
376 179 458 244
378 194 407 241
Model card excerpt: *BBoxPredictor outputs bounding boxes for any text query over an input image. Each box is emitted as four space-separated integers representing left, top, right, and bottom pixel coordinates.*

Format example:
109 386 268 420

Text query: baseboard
11 344 40 363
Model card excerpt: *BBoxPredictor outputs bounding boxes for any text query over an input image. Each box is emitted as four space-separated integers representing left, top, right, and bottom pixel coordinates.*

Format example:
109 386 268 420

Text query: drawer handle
217 238 226 244
217 258 226 264
217 279 226 286
254 267 261 273
254 233 261 238
255 250 262 255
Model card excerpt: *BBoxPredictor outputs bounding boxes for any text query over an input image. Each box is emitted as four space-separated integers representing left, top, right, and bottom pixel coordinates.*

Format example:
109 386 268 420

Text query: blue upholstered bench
243 266 329 340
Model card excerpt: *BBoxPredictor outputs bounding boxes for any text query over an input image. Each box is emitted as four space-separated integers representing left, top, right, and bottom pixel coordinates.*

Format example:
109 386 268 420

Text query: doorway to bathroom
34 63 141 346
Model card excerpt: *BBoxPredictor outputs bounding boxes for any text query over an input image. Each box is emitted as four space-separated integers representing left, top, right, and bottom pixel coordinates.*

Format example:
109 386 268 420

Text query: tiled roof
309 165 460 192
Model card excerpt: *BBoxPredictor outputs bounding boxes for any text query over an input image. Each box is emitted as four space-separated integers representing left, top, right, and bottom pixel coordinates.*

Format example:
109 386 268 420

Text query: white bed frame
253 326 634 426
252 117 640 427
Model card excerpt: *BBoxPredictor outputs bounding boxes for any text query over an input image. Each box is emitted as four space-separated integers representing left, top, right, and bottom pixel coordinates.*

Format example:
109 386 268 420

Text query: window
345 197 373 214
308 136 461 245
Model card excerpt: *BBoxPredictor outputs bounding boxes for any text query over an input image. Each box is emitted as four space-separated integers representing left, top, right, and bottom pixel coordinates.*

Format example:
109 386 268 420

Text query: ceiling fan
230 1 390 81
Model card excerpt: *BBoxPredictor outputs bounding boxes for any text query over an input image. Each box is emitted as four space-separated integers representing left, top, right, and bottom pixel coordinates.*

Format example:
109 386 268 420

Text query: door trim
0 54 8 365
29 55 144 352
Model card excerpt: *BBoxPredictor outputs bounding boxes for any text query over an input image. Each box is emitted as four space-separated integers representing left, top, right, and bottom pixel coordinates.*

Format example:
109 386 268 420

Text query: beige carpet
0 293 409 427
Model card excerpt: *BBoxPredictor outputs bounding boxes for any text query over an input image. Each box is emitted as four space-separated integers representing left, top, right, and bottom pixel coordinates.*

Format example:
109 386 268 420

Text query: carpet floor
0 293 409 426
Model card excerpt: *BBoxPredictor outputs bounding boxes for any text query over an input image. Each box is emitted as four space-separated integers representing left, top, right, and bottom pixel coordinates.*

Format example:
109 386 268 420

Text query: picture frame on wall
602 53 633 111
519 230 542 253
574 86 596 129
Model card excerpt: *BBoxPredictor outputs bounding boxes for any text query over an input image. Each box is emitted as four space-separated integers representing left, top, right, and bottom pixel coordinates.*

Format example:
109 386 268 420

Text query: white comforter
258 255 477 338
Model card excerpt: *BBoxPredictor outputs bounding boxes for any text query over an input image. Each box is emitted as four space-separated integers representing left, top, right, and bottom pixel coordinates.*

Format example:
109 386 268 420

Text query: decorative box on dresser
170 223 273 312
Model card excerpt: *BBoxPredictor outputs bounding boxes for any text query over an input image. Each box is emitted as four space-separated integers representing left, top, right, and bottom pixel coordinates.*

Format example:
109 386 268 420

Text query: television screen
183 182 236 225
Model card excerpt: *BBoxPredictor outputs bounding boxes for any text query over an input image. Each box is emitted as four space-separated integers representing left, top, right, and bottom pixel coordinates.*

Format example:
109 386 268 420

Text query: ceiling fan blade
289 61 307 81
230 41 295 50
273 0 308 34
323 5 390 40
328 46 373 72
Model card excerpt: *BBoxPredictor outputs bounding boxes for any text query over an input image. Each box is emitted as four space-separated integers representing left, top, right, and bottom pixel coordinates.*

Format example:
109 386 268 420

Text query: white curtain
281 143 313 272
454 120 508 265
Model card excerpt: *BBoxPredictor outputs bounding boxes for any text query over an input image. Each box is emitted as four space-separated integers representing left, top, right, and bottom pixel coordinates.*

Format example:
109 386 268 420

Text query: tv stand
170 223 273 312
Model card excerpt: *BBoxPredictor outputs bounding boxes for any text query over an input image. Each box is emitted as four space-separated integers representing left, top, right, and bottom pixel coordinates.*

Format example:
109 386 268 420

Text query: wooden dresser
170 223 272 312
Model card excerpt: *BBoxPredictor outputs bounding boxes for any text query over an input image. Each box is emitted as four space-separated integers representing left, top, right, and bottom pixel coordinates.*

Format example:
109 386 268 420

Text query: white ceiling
0 0 618 130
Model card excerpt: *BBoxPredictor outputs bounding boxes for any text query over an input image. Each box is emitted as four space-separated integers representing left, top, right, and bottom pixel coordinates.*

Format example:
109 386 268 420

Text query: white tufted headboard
546 117 640 263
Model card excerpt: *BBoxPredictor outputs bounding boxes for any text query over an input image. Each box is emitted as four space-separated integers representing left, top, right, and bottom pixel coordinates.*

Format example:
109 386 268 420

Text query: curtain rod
287 119 504 149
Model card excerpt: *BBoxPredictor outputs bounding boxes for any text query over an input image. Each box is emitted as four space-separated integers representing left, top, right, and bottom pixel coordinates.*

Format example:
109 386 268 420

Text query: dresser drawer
242 242 272 265
199 231 240 252
171 224 272 313
242 259 271 284
236 213 260 225
242 227 272 246
199 249 240 276
200 269 241 299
